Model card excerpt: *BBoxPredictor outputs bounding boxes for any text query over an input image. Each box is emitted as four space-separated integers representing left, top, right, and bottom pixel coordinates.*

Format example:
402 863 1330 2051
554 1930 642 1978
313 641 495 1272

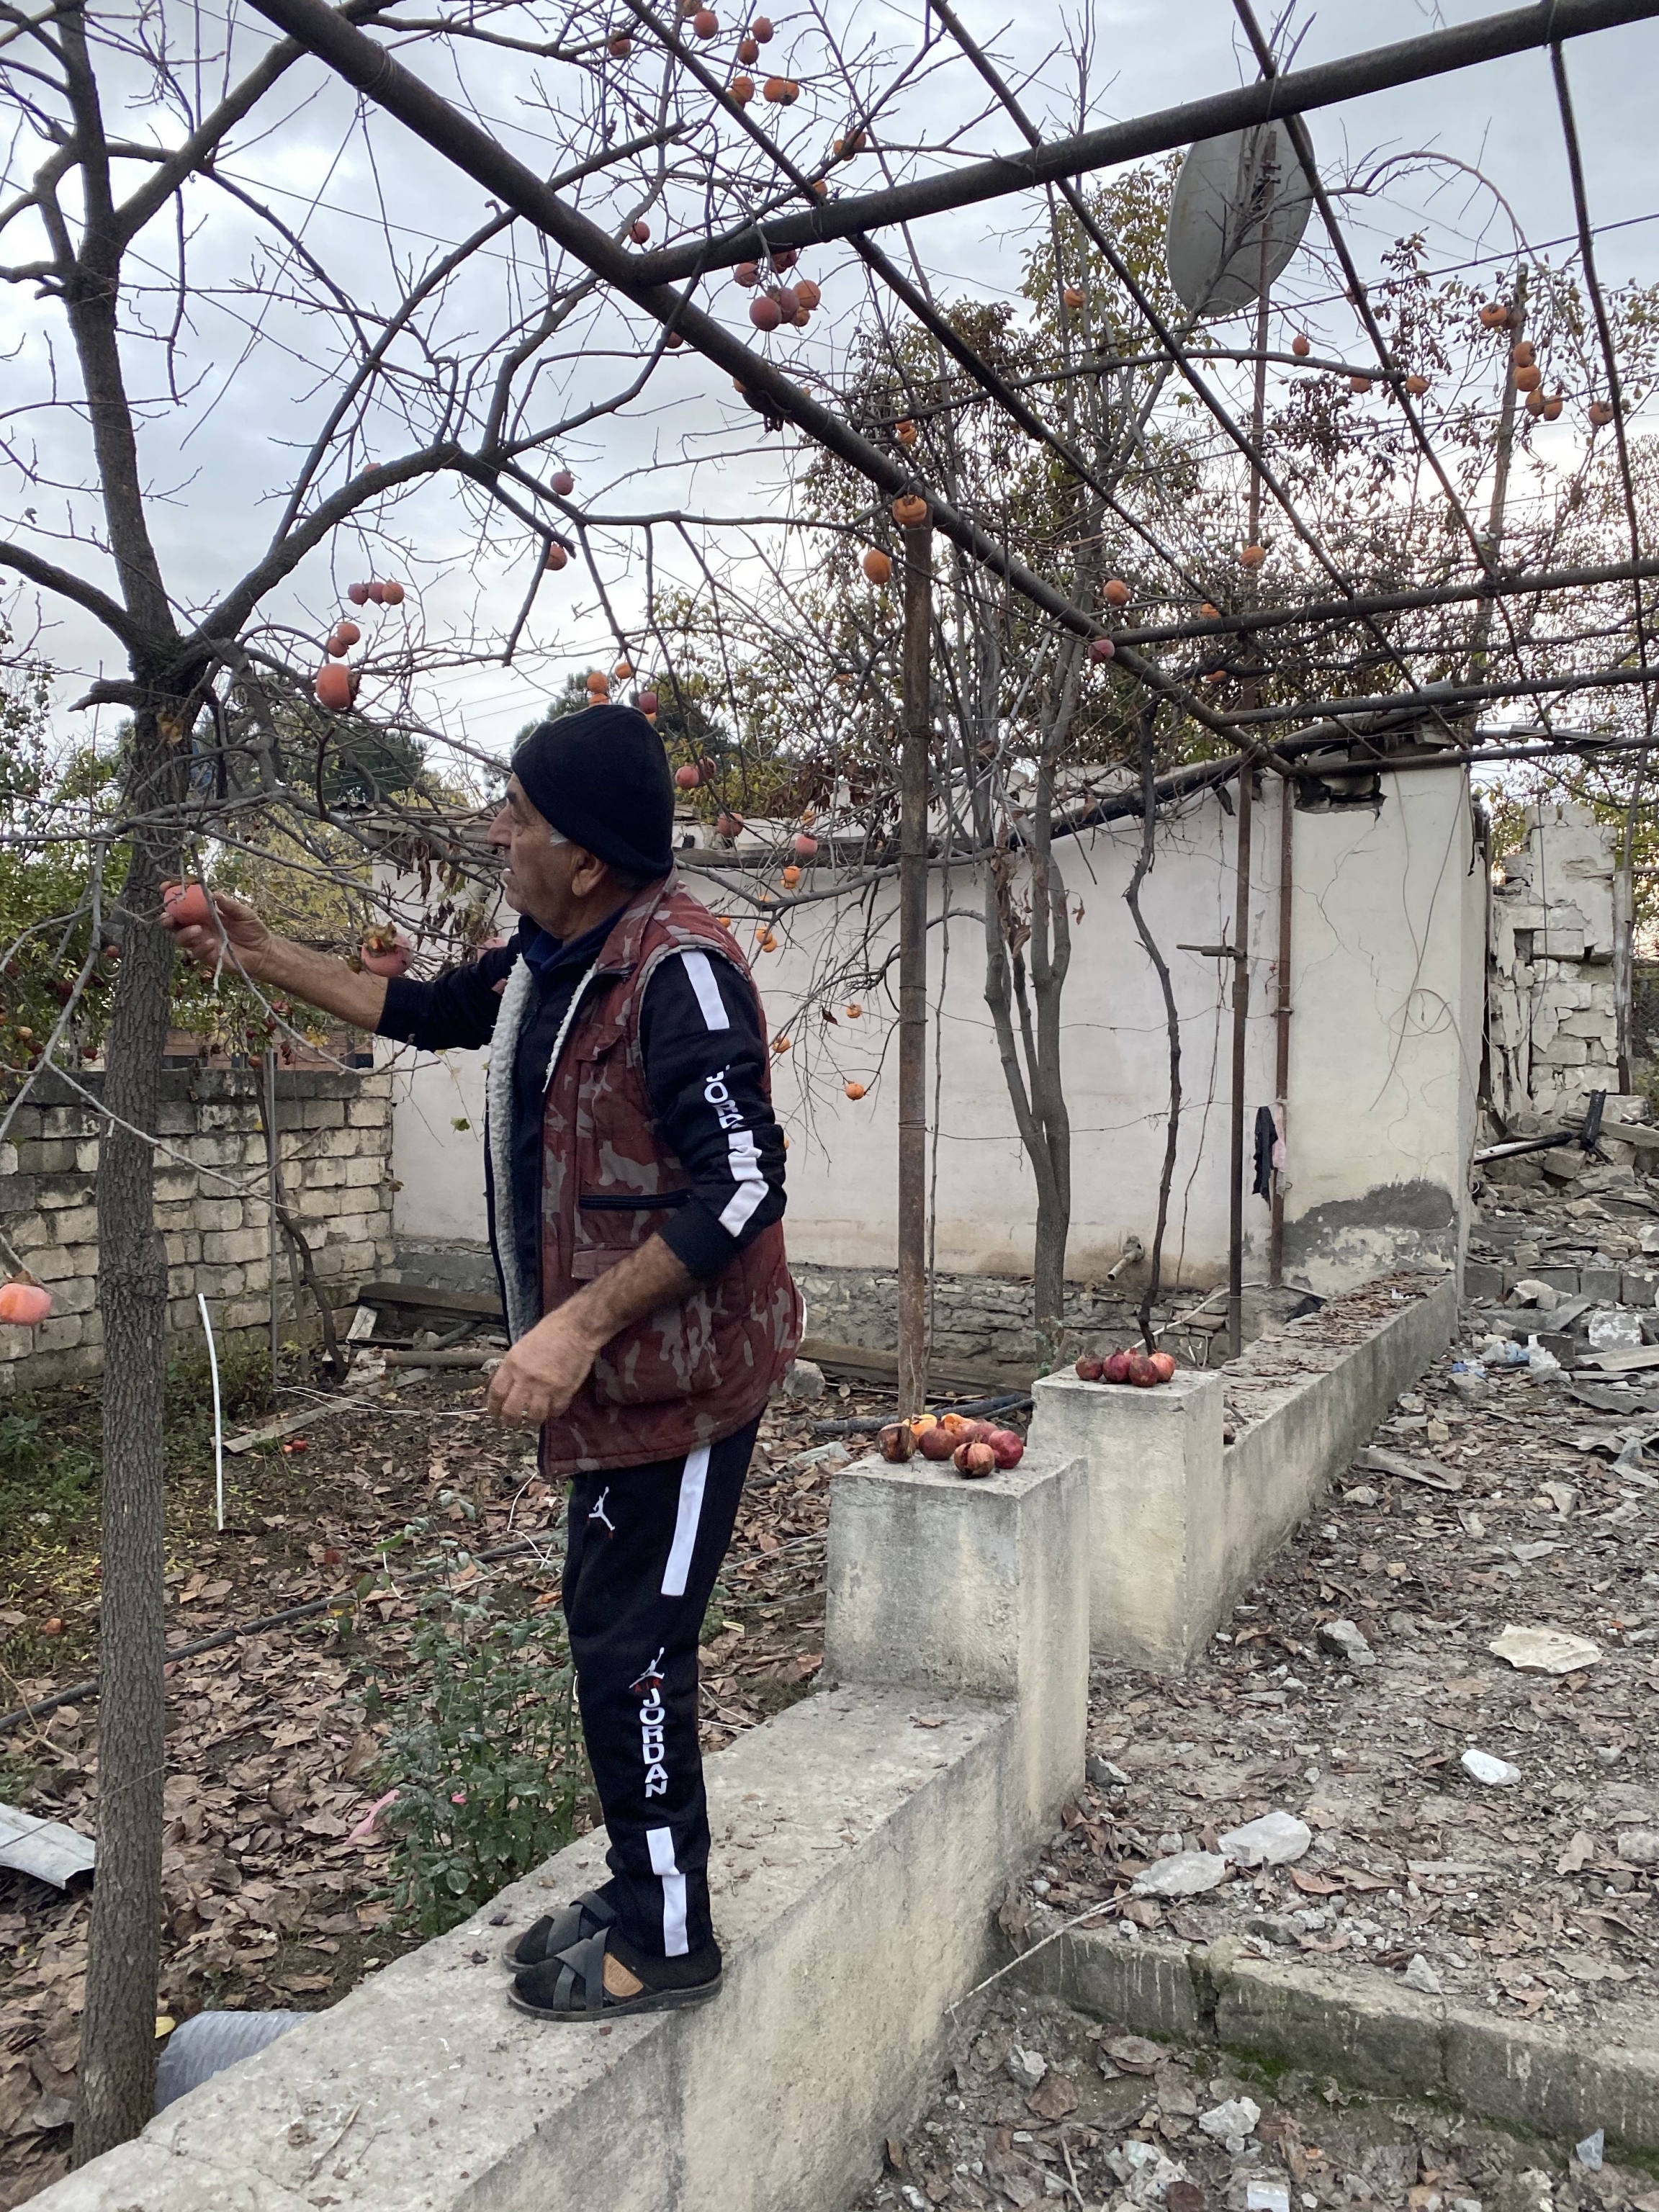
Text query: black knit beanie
510 704 674 878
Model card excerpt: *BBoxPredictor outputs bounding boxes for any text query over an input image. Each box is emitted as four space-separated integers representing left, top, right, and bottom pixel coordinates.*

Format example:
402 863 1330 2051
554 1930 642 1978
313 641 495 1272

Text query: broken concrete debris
1217 1811 1311 1868
1197 2095 1261 2145
1004 2045 1047 2091
1315 1617 1375 1667
1402 1951 1444 1995
1132 1850 1229 1898
1460 1748 1521 1786
1488 1624 1601 1674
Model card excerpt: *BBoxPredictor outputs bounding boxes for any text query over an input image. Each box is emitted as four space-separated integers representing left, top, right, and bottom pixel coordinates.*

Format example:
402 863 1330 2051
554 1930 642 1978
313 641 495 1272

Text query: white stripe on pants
660 1443 710 1598
647 1825 689 1956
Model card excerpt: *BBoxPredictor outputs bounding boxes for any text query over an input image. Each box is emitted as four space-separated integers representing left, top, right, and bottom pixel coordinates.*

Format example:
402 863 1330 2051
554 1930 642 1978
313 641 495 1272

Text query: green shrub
362 1524 586 1937
0 1403 96 1527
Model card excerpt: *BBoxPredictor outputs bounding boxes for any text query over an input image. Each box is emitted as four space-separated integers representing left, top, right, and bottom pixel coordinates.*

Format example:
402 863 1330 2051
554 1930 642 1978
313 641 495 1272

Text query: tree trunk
75 722 181 2162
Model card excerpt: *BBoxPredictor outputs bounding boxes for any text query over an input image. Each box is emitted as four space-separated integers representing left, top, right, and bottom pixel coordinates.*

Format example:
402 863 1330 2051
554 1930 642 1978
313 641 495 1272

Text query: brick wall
0 1069 396 1392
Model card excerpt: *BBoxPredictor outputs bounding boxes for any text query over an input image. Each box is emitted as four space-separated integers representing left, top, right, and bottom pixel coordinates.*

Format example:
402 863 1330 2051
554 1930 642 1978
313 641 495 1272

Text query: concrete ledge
1020 1927 1659 2155
40 1447 1089 2211
1028 1276 1457 1668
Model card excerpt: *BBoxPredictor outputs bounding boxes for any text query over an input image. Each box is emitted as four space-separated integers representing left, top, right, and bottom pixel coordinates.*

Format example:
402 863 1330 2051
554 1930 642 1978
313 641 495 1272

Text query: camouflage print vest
534 873 801 1475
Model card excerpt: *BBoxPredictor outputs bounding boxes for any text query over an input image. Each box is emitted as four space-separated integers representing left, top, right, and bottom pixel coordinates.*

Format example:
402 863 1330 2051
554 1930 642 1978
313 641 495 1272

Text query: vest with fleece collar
487 874 800 1475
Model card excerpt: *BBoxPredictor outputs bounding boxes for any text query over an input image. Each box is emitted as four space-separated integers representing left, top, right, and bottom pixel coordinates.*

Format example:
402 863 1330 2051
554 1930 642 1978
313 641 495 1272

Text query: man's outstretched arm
164 891 515 1051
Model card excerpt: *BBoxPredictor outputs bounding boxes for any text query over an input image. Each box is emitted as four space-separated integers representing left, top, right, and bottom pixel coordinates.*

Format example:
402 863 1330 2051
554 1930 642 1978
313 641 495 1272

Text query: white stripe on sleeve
647 1826 690 1956
661 1443 711 1598
717 1125 768 1236
678 949 730 1031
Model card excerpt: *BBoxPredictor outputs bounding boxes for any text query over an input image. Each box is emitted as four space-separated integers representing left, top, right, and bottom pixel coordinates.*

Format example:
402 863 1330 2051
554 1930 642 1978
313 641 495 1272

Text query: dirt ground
12 1161 1659 2208
0 1348 865 2206
850 1984 1646 2212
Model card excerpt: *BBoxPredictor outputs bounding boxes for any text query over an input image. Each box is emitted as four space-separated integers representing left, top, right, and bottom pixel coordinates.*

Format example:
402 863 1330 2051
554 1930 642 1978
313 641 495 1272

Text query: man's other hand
487 1308 603 1431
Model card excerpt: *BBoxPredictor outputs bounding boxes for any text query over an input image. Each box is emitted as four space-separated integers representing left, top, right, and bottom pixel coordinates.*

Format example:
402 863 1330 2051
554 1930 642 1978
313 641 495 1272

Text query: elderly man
165 703 800 2020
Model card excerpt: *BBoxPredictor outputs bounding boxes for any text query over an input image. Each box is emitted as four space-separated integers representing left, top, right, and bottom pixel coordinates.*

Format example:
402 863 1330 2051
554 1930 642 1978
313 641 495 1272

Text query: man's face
488 776 582 931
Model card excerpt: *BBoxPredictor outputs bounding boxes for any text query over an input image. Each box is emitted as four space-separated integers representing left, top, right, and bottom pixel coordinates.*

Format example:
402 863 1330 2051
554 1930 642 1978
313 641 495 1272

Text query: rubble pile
853 1989 1628 2212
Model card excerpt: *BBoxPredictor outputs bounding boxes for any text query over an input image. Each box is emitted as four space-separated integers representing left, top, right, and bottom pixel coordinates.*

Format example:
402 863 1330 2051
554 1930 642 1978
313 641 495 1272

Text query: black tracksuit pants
562 1416 758 1969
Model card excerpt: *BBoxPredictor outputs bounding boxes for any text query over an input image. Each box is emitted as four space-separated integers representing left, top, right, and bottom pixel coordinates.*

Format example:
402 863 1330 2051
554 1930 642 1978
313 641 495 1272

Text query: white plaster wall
384 765 1478 1293
1280 773 1481 1291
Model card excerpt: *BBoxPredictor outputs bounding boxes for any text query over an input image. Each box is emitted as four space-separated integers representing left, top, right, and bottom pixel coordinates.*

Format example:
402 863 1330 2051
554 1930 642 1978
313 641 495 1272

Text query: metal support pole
1228 186 1273 1358
898 521 933 1419
264 1049 281 1383
1226 774 1253 1360
1269 781 1293 1286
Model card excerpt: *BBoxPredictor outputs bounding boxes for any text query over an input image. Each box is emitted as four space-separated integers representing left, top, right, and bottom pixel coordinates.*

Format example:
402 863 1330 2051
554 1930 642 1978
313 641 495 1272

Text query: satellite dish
1165 121 1315 319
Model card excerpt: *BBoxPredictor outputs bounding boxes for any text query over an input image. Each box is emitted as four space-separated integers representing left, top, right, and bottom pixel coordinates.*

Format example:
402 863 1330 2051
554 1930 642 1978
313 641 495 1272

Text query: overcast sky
4 0 1658 772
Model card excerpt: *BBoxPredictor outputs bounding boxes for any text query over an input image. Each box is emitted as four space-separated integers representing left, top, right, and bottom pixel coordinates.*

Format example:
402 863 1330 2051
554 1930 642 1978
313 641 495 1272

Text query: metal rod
629 0 1659 281
197 1292 225 1534
1215 658 1659 729
1228 770 1253 1362
240 0 1233 743
1269 783 1293 1287
898 520 933 1419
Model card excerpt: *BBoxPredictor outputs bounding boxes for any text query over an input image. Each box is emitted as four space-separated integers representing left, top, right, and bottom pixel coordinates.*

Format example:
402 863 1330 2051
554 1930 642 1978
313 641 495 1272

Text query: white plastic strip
197 1291 225 1533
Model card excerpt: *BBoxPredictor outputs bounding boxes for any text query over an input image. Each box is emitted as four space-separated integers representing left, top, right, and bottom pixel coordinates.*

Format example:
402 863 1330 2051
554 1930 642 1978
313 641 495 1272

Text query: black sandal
508 1928 723 2022
499 1888 618 1971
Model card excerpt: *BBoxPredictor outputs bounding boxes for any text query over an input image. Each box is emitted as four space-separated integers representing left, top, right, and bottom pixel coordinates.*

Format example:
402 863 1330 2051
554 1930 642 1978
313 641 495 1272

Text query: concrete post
1028 1370 1227 1672
824 1445 1089 1840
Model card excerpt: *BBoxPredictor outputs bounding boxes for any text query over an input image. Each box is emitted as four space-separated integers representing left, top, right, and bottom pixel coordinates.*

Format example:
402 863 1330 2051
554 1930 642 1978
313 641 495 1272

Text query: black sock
608 1931 721 1990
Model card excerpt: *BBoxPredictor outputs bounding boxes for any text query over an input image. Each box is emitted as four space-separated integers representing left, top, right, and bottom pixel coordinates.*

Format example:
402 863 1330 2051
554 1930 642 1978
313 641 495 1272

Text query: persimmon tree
0 0 793 2156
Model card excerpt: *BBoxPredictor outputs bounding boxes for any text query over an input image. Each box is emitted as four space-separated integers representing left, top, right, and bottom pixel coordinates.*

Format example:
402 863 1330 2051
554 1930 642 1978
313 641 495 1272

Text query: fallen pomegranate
0 1277 53 1324
878 1421 914 1462
161 881 213 930
1148 1351 1177 1382
1101 1349 1133 1384
1074 1355 1103 1381
954 1439 997 1478
41 1616 63 1635
917 1425 955 1462
986 1429 1025 1469
1125 1352 1159 1387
